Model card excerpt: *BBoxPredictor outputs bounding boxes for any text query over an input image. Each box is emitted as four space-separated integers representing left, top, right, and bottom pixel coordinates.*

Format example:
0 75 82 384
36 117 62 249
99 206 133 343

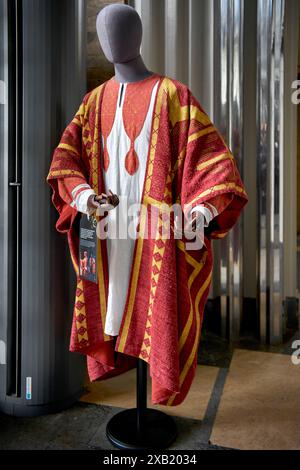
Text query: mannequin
47 1 247 418
88 3 204 230
88 4 207 231
85 4 214 338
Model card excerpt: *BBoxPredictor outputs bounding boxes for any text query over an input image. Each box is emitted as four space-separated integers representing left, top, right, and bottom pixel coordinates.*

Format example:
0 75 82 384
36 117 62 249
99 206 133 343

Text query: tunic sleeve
180 89 248 240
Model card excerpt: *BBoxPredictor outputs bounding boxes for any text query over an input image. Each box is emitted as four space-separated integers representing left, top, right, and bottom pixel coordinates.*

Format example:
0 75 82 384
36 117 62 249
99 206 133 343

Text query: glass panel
0 0 9 392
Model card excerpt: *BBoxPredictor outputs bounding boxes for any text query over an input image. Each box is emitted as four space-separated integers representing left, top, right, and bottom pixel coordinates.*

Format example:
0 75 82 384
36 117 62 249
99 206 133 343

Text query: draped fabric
47 74 248 405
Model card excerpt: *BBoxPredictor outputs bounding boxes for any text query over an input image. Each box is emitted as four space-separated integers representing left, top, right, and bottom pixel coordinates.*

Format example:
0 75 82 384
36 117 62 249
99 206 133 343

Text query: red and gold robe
47 74 248 406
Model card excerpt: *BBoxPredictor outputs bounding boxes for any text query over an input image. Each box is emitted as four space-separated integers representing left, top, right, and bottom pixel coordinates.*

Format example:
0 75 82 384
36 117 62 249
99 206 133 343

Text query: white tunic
101 79 160 335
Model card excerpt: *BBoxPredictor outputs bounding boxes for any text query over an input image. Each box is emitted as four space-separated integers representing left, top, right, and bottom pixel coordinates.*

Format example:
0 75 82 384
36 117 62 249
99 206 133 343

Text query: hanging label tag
79 214 98 284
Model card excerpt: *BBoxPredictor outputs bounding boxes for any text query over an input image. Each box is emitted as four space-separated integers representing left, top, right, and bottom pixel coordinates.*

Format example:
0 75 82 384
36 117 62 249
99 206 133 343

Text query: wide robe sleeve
178 88 248 240
46 95 91 234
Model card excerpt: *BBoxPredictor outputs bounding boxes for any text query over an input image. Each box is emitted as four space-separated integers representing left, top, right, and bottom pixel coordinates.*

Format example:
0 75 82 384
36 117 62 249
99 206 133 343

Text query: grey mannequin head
96 3 142 63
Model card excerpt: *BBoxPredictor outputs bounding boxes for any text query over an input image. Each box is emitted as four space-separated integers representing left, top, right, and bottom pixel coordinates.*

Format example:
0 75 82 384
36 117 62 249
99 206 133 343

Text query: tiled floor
210 349 300 450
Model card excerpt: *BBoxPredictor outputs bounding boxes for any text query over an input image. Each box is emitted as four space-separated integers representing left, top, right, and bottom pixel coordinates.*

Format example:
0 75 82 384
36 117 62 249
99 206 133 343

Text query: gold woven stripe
196 152 233 172
47 169 85 179
188 125 215 144
57 143 80 156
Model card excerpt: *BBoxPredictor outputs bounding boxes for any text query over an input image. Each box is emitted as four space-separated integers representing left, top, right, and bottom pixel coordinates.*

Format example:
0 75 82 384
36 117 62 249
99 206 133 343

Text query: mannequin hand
185 210 204 233
105 189 120 208
173 211 205 240
87 189 119 213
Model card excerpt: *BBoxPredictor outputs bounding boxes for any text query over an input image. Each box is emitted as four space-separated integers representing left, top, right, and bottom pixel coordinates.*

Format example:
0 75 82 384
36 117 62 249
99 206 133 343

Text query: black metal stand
106 359 178 450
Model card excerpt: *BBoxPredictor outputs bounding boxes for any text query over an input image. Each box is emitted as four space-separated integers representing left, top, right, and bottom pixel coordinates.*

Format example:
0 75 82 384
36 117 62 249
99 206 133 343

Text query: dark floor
0 402 230 450
0 330 238 451
198 328 300 368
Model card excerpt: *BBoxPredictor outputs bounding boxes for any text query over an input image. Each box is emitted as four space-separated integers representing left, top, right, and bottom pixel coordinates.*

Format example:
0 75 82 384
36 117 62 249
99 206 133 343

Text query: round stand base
106 408 177 450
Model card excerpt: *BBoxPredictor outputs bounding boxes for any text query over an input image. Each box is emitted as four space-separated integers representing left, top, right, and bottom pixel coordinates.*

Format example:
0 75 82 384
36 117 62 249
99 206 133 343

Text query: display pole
106 359 177 450
136 358 147 437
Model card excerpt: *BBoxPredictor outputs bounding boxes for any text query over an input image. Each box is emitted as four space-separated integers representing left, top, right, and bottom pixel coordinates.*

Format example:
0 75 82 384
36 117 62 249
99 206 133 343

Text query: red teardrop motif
125 147 139 175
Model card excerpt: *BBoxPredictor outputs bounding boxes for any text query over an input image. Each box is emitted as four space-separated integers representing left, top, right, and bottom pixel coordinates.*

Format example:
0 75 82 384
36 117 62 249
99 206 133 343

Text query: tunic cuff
72 186 96 215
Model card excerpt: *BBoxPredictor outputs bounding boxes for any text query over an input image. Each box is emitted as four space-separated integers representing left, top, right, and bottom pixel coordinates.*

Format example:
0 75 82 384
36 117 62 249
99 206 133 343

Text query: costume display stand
106 359 178 450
